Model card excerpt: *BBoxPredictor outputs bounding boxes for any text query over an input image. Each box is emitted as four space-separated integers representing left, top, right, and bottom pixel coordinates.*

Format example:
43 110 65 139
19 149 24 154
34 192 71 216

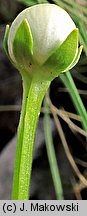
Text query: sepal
43 29 79 77
65 45 83 71
13 19 33 67
3 25 10 56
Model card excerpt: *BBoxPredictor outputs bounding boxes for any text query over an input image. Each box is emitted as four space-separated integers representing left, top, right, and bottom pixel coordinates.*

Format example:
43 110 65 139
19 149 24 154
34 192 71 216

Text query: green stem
44 97 64 200
60 71 87 132
12 81 29 199
12 77 50 200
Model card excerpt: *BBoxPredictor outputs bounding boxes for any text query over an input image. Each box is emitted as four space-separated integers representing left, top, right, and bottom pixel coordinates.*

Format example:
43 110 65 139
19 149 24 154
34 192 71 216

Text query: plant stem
44 96 64 199
12 77 50 200
60 71 87 132
12 81 29 199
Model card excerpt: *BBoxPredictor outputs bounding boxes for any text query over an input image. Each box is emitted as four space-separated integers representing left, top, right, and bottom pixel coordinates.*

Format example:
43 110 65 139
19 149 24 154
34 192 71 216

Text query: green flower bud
4 4 82 81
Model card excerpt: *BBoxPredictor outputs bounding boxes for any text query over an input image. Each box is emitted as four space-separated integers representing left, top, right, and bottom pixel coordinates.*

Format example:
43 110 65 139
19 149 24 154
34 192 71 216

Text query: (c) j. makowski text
20 202 79 212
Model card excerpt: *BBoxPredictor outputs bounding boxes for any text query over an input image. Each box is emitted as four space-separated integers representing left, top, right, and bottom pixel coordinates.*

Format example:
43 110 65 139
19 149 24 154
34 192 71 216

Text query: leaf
16 0 48 7
60 71 87 132
43 29 79 77
44 96 64 200
16 0 38 6
13 18 33 65
3 25 10 56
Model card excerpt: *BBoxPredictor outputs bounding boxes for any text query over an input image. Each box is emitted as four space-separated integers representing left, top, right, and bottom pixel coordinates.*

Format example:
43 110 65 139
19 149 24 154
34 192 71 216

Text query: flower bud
4 4 82 81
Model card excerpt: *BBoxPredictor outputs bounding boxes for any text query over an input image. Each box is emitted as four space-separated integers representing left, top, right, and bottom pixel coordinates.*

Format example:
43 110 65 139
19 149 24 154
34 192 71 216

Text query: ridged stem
12 80 30 199
12 76 50 200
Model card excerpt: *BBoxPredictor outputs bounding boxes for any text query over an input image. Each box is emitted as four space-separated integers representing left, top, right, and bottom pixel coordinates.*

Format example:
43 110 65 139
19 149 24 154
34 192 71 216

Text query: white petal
8 4 76 64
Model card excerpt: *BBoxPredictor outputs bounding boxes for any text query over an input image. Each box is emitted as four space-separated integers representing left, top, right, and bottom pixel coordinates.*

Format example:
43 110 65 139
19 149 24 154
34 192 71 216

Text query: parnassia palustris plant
4 3 82 200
